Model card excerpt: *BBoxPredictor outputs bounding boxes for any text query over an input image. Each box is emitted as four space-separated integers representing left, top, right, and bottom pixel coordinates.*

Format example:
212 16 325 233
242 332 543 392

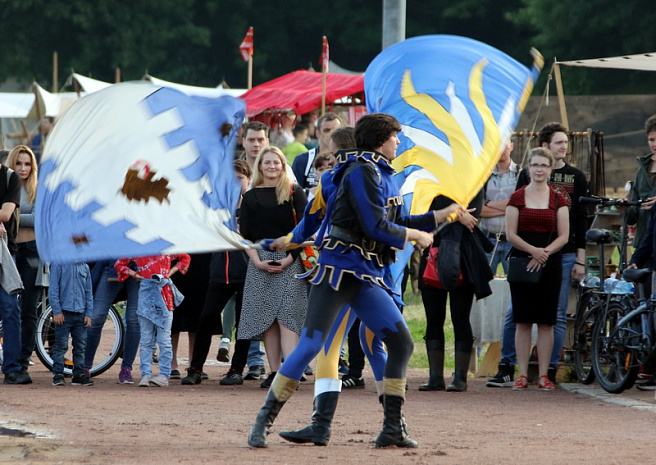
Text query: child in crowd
308 152 336 200
50 262 94 386
115 254 190 387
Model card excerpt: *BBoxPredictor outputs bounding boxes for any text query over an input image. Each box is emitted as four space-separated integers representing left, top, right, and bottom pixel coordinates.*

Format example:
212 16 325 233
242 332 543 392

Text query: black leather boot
446 340 472 392
419 339 445 391
374 395 418 448
279 391 339 446
248 374 299 448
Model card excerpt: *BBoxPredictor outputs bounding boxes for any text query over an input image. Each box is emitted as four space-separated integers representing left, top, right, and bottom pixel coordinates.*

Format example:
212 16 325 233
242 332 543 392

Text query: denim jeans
247 341 265 368
499 252 575 367
16 240 41 370
550 253 575 366
52 311 87 376
84 264 140 370
0 284 21 374
486 238 512 276
138 312 173 378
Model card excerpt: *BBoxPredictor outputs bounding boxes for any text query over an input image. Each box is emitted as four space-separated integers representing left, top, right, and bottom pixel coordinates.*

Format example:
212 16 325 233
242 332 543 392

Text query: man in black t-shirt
0 163 31 384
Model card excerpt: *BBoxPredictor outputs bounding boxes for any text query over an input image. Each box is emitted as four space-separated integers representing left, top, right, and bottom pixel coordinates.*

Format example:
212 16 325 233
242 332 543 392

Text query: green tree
508 0 656 94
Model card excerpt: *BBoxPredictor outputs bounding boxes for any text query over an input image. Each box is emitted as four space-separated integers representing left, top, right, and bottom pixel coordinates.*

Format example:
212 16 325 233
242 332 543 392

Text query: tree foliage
1 0 655 94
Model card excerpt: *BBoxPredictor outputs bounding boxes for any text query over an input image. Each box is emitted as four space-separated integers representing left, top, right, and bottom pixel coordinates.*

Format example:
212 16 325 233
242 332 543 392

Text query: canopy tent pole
52 51 59 94
553 63 569 129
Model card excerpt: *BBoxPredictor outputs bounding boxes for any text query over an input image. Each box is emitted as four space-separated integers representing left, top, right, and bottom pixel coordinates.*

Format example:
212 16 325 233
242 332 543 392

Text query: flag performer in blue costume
248 113 468 449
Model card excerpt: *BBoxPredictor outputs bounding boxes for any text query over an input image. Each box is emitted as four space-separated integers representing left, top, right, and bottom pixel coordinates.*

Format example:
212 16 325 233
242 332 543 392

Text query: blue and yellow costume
249 149 440 448
282 150 387 398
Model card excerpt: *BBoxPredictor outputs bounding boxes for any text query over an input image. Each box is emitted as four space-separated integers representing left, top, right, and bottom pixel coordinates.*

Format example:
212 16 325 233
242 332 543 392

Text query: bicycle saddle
622 268 651 283
586 229 612 244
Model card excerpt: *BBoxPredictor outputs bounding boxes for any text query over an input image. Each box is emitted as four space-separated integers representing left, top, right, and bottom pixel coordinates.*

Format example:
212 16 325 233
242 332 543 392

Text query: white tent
557 52 656 71
0 92 34 119
143 75 246 98
67 73 113 94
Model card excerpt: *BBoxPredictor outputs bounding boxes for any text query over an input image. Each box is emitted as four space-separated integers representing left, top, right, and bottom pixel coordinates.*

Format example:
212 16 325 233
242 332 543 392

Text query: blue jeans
138 312 173 378
551 253 575 366
0 285 22 374
84 264 140 370
500 252 575 367
247 341 265 368
486 238 512 276
52 311 87 376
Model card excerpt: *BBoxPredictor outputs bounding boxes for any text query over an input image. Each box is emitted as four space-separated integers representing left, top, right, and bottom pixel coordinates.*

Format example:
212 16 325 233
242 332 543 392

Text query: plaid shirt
480 161 519 235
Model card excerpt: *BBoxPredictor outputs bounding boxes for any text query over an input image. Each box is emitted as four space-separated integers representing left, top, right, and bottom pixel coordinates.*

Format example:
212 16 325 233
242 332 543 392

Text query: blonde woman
7 145 43 377
238 146 308 388
506 148 569 391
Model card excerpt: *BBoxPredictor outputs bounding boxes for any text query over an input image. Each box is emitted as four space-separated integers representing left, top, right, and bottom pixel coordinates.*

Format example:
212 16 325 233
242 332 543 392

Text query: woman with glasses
506 147 569 391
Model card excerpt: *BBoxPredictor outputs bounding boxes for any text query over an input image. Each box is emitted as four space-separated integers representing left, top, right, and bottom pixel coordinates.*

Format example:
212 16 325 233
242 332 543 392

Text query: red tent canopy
240 70 364 117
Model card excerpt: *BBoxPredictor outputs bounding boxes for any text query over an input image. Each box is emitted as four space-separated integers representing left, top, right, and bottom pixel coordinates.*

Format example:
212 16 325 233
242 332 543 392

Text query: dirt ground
2 336 655 465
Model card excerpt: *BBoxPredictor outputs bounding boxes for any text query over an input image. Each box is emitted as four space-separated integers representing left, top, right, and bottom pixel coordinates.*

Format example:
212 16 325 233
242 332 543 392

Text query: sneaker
300 373 308 382
118 367 134 384
260 371 277 389
139 376 152 387
52 374 65 386
512 375 528 390
342 374 365 388
152 351 159 363
486 363 515 387
244 365 265 380
217 338 230 362
201 372 209 380
150 374 169 387
181 368 202 385
220 370 244 386
538 375 556 391
636 378 656 391
83 367 91 379
3 371 32 385
71 373 94 386
169 369 181 379
304 366 314 376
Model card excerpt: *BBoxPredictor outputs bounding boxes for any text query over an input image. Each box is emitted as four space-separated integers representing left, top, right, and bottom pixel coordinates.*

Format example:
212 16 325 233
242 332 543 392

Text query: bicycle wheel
35 302 125 377
591 301 639 394
572 293 597 384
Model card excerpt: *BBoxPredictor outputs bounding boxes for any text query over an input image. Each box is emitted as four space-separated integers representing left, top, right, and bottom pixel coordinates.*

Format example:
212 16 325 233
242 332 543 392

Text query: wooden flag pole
115 67 122 83
321 36 327 115
247 55 253 90
553 63 569 129
52 51 58 93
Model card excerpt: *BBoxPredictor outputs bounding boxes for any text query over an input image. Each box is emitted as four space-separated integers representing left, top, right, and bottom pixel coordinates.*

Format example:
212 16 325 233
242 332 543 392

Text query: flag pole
247 55 253 90
321 36 327 115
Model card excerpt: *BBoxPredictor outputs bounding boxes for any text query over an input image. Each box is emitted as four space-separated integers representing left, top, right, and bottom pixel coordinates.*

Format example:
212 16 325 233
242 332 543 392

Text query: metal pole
382 0 406 50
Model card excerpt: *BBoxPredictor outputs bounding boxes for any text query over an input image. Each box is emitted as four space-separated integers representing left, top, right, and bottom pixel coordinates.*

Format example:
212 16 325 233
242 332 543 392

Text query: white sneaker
217 338 231 362
138 376 151 387
149 374 169 387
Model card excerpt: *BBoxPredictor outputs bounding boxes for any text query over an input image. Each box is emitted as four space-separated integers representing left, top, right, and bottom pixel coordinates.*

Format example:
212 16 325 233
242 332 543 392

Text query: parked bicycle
591 267 654 393
34 296 125 377
571 196 646 384
572 229 636 384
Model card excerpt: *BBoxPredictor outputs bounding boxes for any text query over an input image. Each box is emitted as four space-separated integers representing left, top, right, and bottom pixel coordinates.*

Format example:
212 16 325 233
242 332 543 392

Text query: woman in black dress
506 148 569 391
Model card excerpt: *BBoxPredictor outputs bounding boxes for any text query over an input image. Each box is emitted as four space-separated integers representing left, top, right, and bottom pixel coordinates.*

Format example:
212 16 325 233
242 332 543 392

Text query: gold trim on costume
383 378 407 398
271 373 300 401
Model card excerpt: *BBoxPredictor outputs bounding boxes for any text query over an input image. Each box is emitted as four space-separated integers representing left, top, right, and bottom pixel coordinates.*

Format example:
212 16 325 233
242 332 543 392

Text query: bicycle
591 267 654 393
571 196 645 384
34 296 125 377
572 229 636 384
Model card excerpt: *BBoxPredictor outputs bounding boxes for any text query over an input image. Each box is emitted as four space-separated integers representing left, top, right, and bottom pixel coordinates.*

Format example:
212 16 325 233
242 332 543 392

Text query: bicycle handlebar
579 196 649 207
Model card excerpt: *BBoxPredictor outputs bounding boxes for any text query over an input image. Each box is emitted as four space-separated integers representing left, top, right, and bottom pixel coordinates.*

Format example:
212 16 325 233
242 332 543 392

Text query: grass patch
402 290 456 371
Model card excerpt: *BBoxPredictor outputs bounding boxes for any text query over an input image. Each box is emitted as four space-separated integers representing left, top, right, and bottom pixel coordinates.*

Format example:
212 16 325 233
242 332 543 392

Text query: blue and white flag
366 35 543 216
36 82 248 263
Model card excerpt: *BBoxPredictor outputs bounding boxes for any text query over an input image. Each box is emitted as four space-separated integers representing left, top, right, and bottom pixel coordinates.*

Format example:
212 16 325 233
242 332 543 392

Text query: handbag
506 191 559 284
422 246 463 289
506 256 542 284
289 185 319 272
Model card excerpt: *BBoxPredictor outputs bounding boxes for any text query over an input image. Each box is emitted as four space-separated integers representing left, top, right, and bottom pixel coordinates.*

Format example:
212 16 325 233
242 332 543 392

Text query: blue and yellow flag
365 35 542 215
